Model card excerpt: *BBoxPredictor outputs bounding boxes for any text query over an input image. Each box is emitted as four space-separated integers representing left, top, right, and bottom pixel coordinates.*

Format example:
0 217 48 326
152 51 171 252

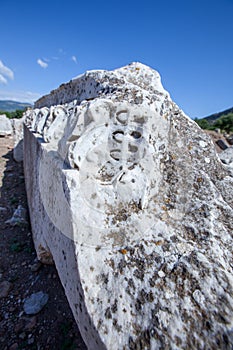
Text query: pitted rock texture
24 62 233 350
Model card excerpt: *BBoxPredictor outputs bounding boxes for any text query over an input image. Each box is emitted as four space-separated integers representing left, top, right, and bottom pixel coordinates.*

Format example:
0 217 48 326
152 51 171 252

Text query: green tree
0 110 11 118
194 118 211 130
213 113 233 133
0 109 25 119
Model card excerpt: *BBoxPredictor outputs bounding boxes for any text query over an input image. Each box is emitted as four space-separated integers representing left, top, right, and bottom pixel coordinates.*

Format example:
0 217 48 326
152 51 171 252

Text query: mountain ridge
200 106 233 123
0 100 32 112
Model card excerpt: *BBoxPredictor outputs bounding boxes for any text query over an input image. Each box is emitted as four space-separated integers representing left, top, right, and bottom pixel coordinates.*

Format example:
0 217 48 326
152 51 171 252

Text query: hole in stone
131 179 135 183
128 163 137 170
130 131 142 139
110 150 121 161
128 144 138 153
116 110 128 124
118 172 125 182
134 116 145 124
112 130 124 143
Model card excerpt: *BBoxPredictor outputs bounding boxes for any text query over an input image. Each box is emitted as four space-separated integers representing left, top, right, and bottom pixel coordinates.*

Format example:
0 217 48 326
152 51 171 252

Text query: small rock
23 291 49 315
5 205 28 226
0 206 7 213
30 261 42 272
19 332 26 340
9 343 18 350
18 311 24 318
0 281 12 298
227 134 233 145
25 316 37 330
158 270 165 278
27 337 34 345
219 146 233 166
216 139 228 150
14 320 25 333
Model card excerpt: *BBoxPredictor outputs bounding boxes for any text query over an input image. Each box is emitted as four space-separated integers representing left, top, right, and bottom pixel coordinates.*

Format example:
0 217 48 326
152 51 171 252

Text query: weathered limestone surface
12 116 25 162
0 114 13 136
24 63 233 349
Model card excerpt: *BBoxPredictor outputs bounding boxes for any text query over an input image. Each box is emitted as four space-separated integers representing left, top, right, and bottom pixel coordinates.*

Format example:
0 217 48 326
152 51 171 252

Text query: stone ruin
22 63 233 349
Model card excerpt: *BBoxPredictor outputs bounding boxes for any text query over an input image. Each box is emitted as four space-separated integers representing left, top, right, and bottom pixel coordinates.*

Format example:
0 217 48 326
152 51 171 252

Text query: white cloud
0 90 41 103
0 60 14 84
0 74 7 84
71 55 77 64
59 48 66 55
37 58 48 69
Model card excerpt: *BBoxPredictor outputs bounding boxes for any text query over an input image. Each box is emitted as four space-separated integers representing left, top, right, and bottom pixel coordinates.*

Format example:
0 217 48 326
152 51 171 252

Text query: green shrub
0 109 25 119
213 113 233 133
194 118 211 130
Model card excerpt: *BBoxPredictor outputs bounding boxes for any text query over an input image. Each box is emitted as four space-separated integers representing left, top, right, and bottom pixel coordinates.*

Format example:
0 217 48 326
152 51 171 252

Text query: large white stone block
0 114 13 136
12 116 25 162
24 62 233 349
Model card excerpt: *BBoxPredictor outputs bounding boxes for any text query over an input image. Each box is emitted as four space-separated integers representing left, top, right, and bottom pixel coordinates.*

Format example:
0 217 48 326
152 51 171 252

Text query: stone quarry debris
23 291 49 315
227 134 233 145
0 114 13 136
23 62 233 349
219 146 233 167
216 139 229 150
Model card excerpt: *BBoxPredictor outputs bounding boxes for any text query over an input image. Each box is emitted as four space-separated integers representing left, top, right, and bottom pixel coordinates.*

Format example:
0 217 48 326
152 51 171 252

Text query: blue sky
0 0 232 118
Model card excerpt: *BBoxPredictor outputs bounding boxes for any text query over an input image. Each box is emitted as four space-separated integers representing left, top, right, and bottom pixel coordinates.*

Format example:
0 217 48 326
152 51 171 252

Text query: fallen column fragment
24 62 233 350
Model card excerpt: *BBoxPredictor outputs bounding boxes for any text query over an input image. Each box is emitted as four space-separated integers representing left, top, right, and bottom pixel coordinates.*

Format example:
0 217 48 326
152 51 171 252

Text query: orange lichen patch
171 154 177 160
161 205 168 211
135 67 140 71
38 244 54 265
155 240 163 246
197 177 203 183
164 198 171 204
120 249 127 255
163 112 170 120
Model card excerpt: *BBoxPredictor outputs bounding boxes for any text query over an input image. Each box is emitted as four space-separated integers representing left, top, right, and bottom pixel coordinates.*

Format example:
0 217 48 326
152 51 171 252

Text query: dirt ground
0 136 87 350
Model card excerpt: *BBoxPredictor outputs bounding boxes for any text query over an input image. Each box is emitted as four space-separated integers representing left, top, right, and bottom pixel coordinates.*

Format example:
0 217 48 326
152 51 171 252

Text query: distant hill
195 106 233 133
0 100 32 112
202 106 233 124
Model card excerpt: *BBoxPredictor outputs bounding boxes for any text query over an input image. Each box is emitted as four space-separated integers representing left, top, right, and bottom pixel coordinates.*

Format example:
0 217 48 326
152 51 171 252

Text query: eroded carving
63 101 157 247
